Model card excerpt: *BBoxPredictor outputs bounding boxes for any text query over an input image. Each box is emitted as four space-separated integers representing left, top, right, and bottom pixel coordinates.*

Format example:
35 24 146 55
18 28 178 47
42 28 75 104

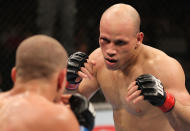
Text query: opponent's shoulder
43 104 80 131
0 92 9 99
0 92 12 108
23 101 79 131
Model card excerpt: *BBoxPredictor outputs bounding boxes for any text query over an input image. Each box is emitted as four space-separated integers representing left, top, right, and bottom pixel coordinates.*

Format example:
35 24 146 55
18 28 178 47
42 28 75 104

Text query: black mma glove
66 52 88 90
136 74 175 112
69 93 95 131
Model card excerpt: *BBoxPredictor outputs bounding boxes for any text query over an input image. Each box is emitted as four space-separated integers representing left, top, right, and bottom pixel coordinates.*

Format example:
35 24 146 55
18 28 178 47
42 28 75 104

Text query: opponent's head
11 35 68 99
99 3 144 70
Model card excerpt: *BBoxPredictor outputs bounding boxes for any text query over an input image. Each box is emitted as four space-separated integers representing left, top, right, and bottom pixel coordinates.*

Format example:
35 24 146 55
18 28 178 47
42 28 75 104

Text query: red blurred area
93 125 115 131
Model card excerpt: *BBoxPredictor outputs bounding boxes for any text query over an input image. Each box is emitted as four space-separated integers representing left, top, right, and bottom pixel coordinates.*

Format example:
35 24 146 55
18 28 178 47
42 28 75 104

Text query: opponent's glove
69 93 95 131
136 74 175 112
66 52 88 90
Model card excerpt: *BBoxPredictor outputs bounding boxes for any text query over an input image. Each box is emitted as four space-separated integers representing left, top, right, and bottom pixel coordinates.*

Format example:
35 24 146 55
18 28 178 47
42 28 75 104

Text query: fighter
0 35 80 131
66 3 190 131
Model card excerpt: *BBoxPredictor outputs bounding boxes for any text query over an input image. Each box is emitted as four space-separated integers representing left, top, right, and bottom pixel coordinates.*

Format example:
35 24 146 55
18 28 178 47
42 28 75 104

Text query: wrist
159 91 175 112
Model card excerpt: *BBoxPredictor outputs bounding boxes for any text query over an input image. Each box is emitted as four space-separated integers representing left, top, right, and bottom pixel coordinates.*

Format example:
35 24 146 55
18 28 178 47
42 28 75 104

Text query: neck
10 78 57 102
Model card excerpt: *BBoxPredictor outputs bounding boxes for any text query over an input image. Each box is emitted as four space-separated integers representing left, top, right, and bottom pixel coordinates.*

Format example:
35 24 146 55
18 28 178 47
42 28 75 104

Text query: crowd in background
0 0 189 102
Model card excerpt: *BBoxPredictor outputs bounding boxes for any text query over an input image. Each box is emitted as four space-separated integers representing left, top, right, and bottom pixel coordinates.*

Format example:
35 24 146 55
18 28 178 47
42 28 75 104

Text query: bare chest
96 67 153 114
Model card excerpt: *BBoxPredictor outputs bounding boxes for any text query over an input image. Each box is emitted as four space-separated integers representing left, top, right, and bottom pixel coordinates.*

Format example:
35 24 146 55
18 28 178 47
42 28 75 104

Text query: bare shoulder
32 99 79 131
0 92 11 108
44 104 80 131
89 48 104 63
143 45 188 100
0 92 9 99
144 45 184 76
88 48 105 73
6 96 80 131
89 47 102 58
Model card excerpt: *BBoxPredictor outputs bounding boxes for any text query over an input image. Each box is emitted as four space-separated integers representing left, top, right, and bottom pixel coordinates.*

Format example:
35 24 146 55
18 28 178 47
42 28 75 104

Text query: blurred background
0 0 189 110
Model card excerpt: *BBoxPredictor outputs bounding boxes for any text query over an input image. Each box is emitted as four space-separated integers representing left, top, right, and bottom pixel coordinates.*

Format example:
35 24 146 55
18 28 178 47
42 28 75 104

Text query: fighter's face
99 21 138 70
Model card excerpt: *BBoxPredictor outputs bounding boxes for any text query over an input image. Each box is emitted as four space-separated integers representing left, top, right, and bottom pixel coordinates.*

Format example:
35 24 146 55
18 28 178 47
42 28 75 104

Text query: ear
11 67 16 83
57 68 67 92
137 32 144 43
135 32 144 49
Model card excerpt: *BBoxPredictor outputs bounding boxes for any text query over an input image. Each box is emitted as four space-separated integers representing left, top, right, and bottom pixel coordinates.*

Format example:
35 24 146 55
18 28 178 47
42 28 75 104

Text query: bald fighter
0 35 80 131
66 3 190 131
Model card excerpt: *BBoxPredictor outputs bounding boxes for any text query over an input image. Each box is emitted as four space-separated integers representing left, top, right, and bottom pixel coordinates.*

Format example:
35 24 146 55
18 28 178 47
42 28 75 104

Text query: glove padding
136 74 166 106
67 52 88 84
69 93 95 131
136 74 175 112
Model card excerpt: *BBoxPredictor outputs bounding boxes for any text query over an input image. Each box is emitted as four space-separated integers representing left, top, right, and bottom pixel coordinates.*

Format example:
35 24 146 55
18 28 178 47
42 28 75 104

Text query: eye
99 37 110 44
115 40 127 46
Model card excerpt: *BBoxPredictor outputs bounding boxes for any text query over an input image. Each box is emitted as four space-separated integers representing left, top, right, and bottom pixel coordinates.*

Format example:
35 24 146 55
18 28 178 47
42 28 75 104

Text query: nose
106 48 116 57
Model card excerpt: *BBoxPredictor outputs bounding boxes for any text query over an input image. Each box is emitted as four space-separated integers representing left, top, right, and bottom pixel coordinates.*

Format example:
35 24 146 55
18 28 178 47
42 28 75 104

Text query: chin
106 64 119 70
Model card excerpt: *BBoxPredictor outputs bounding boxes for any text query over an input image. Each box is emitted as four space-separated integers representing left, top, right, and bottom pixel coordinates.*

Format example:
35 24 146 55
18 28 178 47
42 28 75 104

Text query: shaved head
100 3 141 35
16 35 68 80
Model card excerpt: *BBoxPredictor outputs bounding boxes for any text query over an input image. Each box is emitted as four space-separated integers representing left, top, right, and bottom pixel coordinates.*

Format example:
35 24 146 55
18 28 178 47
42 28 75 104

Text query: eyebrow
99 37 110 41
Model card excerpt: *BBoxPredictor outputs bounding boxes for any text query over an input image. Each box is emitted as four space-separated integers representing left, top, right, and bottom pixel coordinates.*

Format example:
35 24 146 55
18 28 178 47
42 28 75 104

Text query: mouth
105 58 118 63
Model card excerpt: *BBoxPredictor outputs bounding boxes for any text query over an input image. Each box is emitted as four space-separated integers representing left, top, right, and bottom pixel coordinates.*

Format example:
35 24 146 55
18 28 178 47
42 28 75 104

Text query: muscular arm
160 58 190 131
128 55 190 131
166 100 190 131
66 49 101 99
78 49 101 99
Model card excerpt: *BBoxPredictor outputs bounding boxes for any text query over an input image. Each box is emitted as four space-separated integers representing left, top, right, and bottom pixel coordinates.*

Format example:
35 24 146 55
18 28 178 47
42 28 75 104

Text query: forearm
166 100 190 131
65 82 98 100
135 74 190 130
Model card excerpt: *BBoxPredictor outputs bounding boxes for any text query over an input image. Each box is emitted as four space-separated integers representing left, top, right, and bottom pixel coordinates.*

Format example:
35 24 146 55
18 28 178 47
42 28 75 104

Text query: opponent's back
0 93 80 131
